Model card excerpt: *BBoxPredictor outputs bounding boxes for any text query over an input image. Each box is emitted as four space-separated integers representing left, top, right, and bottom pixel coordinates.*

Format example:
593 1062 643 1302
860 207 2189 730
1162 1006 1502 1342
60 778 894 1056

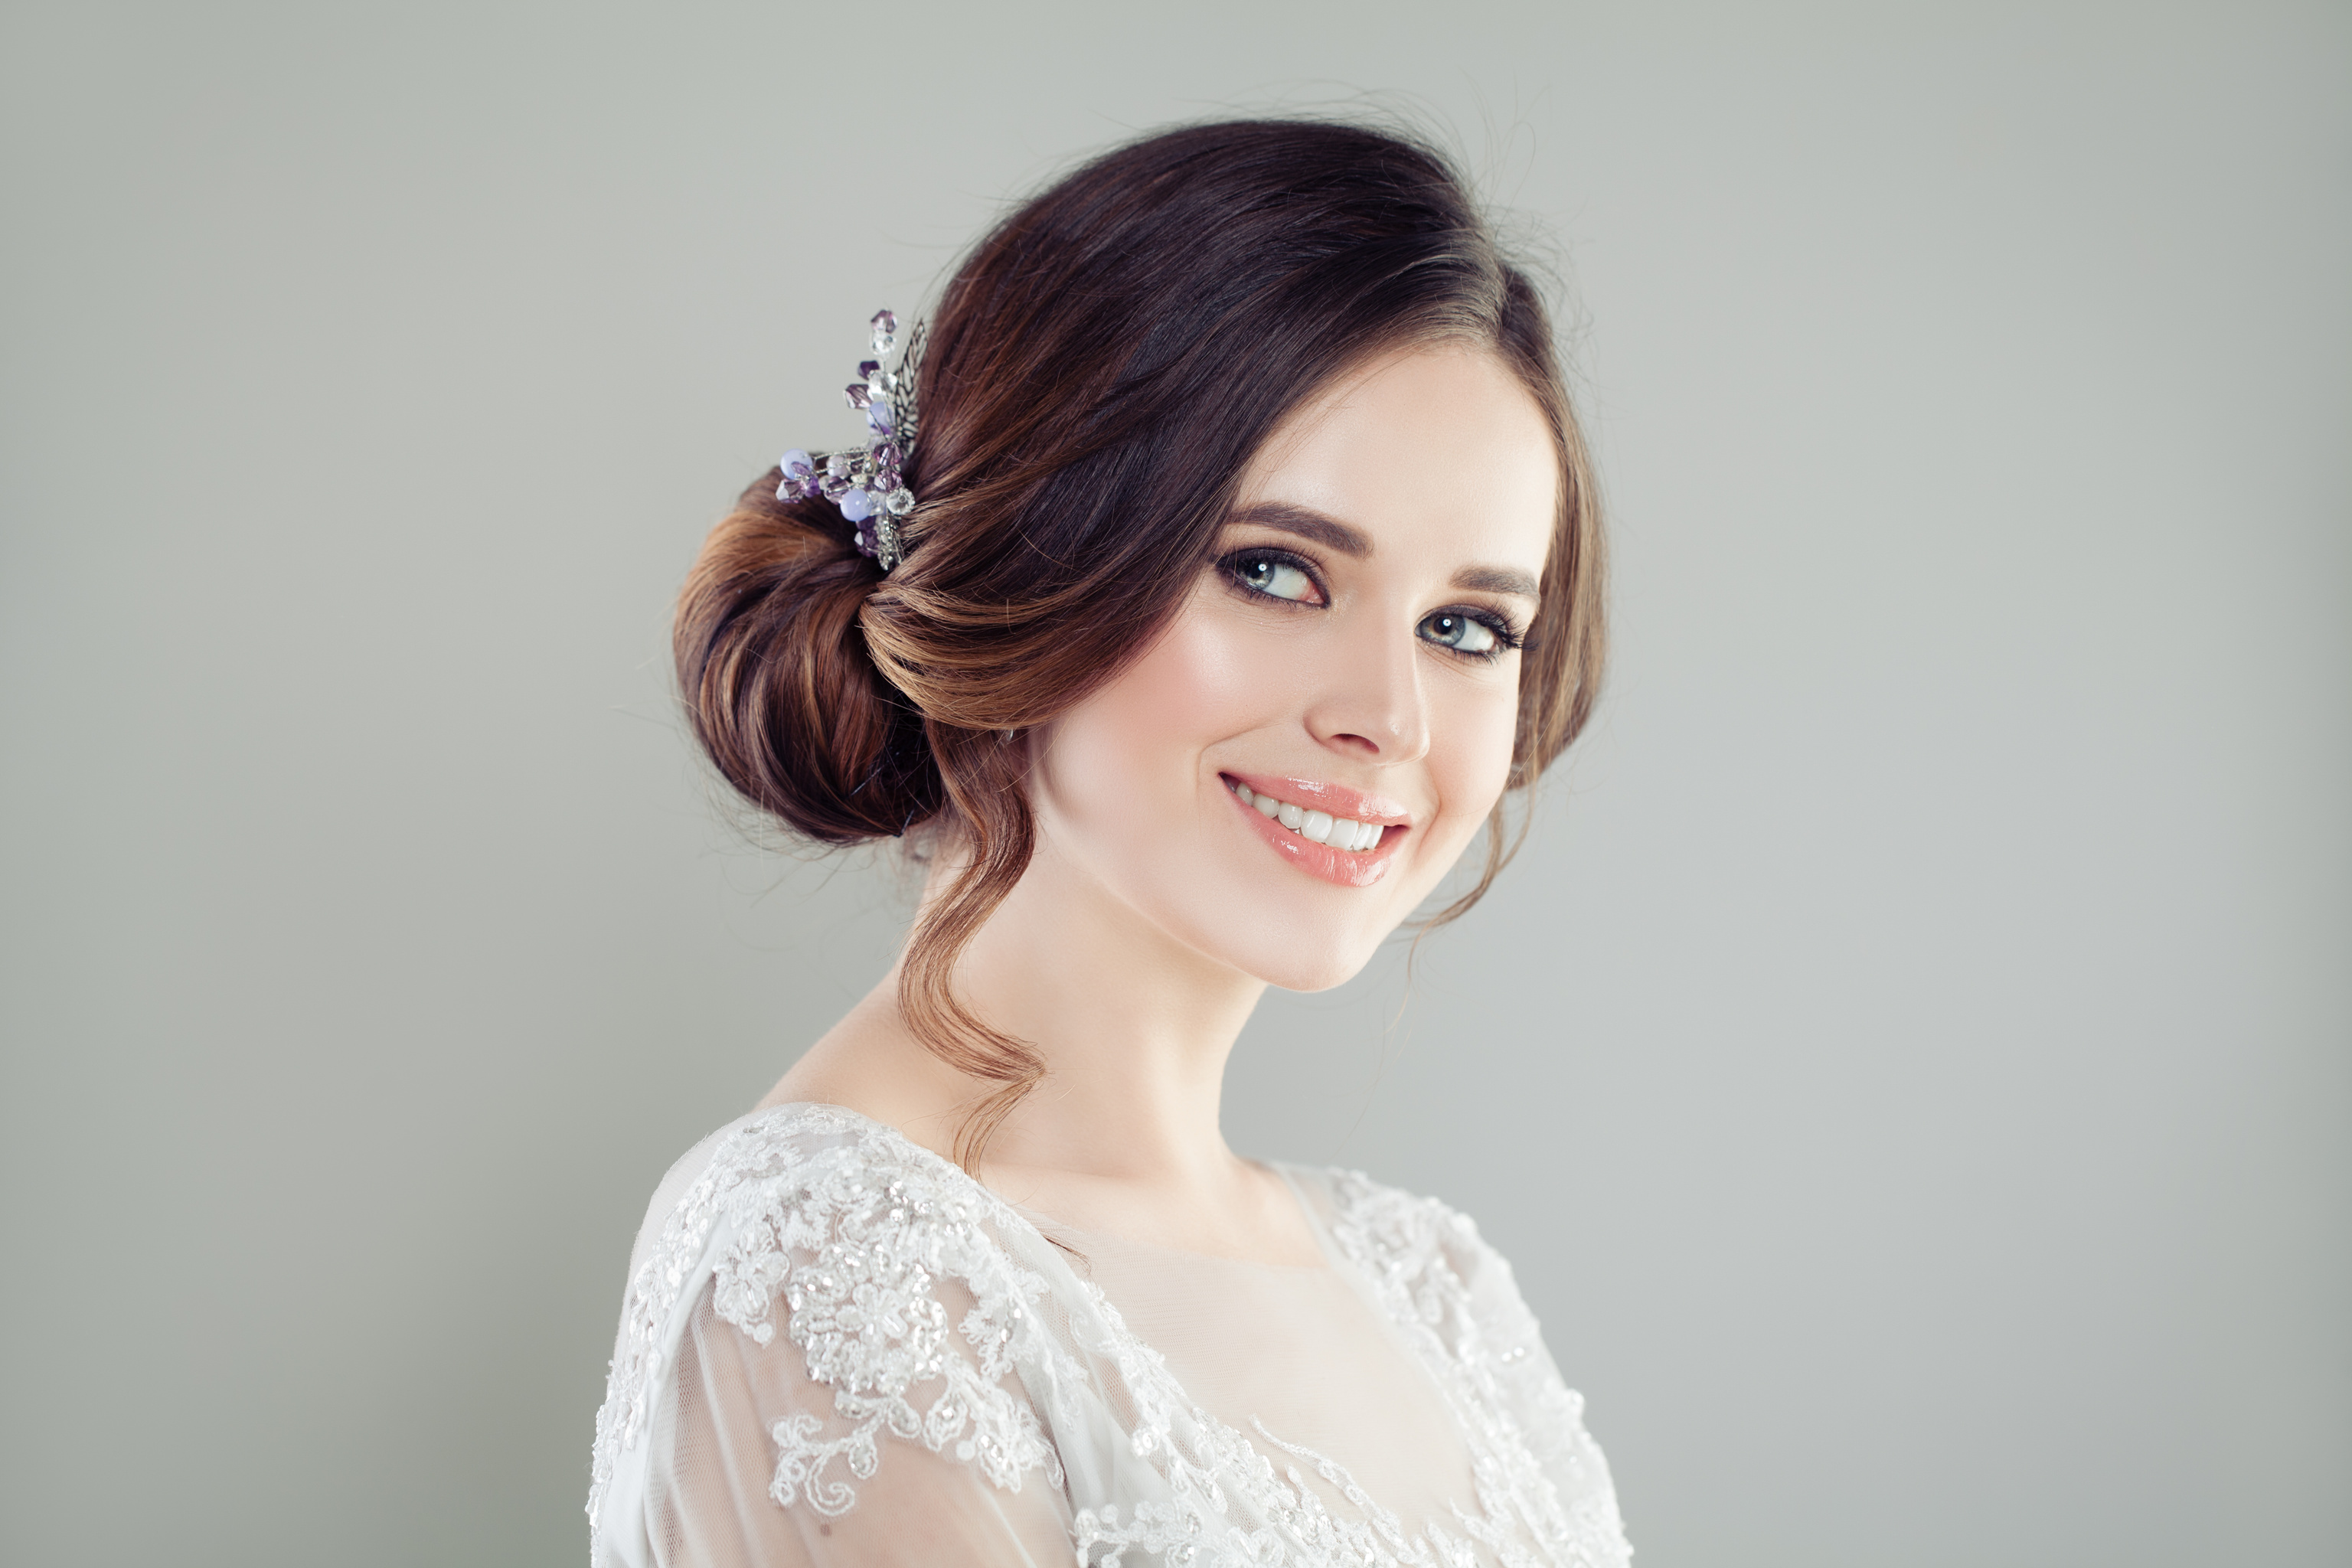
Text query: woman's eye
1420 610 1502 655
1231 554 1321 604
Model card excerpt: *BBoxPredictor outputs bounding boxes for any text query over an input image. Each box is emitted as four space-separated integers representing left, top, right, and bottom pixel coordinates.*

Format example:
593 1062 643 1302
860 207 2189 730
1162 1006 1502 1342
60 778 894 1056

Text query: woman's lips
1219 772 1410 889
1221 771 1412 830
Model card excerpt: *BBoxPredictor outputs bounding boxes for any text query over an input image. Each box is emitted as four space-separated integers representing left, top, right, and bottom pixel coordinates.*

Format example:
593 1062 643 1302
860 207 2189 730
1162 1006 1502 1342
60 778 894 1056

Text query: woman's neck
763 830 1318 1261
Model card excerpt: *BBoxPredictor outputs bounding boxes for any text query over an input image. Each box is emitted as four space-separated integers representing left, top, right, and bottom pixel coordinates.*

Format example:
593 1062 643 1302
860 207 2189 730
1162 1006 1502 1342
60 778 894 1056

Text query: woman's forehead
1235 343 1558 572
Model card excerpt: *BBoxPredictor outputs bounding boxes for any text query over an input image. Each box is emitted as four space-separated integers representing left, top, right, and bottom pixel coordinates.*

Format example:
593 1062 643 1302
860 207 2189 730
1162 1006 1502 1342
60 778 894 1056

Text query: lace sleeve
588 1109 1080 1568
641 1279 1076 1567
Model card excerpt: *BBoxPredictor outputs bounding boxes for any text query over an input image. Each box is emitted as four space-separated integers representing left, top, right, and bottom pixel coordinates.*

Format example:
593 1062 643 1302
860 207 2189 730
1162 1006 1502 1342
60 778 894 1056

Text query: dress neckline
759 1099 1334 1272
609 1099 1607 1568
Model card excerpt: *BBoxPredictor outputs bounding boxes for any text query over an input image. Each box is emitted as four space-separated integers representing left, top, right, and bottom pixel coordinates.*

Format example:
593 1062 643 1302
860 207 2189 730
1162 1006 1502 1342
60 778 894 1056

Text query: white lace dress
587 1103 1632 1567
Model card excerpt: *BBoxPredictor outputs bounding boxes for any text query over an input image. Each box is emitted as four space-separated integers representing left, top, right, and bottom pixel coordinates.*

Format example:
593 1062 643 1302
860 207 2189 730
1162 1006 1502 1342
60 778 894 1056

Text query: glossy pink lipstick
1218 771 1413 889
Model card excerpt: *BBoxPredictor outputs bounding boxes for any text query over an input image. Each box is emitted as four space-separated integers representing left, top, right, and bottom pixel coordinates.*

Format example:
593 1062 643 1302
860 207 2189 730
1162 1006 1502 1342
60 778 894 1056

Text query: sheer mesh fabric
587 1104 1631 1568
1047 1216 1494 1547
652 1293 1074 1566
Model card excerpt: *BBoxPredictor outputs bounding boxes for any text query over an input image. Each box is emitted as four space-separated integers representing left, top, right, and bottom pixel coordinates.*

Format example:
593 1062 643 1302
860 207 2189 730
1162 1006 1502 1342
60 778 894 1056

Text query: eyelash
1214 547 1526 664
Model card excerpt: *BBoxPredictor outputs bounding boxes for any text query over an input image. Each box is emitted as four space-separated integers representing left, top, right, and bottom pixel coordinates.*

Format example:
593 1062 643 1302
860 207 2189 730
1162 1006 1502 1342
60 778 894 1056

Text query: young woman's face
1031 341 1560 991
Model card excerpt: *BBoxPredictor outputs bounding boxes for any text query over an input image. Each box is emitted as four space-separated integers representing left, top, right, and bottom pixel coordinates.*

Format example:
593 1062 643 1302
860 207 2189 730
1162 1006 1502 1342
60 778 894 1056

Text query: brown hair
676 118 1605 1168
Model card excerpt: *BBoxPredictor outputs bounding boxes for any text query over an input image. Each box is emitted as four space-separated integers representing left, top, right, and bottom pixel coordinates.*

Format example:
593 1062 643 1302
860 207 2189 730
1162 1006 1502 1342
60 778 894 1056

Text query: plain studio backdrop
2 2 2346 1564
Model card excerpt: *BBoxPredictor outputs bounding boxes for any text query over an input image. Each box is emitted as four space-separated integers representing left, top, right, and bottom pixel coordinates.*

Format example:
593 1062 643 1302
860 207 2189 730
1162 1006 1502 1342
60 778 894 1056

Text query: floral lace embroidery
584 1106 1068 1548
589 1108 1630 1568
708 1123 1070 1514
1063 1287 1485 1567
1061 1270 1575 1568
1059 1176 1625 1568
1320 1174 1630 1568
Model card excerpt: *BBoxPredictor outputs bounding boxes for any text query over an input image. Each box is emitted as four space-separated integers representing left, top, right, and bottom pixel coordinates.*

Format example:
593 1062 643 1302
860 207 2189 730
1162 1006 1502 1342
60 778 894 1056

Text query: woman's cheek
1421 675 1522 864
1109 599 1271 770
1134 595 1276 740
1043 586 1270 811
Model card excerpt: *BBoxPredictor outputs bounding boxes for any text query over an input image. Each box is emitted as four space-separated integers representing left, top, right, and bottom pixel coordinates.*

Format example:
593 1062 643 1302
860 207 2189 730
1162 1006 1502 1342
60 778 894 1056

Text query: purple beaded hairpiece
776 309 925 573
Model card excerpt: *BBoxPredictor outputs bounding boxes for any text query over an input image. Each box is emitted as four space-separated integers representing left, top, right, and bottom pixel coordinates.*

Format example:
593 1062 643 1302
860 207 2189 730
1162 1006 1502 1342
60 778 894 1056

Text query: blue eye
1420 611 1502 655
1231 553 1319 603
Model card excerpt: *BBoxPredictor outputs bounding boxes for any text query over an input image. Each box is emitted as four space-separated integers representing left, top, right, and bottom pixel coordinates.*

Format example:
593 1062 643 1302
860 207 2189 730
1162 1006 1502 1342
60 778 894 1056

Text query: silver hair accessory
776 309 925 573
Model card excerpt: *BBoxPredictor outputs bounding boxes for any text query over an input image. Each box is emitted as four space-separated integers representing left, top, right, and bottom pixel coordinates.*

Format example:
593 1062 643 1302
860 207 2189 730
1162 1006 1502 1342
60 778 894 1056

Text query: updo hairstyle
676 118 1606 1166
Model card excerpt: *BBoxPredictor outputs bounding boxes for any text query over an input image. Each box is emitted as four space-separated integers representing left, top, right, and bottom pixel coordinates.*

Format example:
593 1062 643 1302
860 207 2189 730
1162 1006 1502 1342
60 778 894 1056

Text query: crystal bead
820 472 850 501
844 382 871 410
885 487 913 516
779 448 812 477
867 401 893 435
858 360 880 380
870 309 896 354
825 453 851 478
838 486 874 521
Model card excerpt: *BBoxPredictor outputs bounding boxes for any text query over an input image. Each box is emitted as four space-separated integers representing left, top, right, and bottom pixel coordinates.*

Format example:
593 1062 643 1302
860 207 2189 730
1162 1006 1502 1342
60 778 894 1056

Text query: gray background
3 2 2346 1564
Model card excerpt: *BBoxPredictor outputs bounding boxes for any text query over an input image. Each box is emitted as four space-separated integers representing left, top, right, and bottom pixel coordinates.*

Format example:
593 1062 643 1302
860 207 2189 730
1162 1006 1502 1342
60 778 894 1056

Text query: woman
589 118 1631 1568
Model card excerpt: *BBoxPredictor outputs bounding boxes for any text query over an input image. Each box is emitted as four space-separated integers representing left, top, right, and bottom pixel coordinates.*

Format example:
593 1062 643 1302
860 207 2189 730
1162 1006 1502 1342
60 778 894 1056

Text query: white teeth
1228 779 1390 853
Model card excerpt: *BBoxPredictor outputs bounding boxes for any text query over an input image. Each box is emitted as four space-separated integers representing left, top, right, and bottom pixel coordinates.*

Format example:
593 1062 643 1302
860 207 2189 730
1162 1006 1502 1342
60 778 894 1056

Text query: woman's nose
1302 613 1431 765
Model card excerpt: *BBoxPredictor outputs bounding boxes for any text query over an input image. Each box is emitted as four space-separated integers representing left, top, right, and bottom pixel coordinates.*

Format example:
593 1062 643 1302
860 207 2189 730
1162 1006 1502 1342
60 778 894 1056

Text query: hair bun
675 474 942 842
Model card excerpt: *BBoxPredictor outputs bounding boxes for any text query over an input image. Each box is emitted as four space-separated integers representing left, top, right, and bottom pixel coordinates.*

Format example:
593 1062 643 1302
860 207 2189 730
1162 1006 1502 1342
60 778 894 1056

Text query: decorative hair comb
776 309 925 573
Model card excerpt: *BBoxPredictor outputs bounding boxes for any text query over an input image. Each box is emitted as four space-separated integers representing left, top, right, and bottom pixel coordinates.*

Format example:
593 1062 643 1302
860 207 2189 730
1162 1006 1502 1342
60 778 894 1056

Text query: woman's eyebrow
1223 501 1373 558
1453 564 1540 599
1230 501 1540 600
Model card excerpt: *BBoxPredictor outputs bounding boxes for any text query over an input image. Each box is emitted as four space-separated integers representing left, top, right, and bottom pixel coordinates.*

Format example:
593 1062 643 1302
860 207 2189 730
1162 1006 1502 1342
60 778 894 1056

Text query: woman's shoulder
642 1098 946 1191
1286 1163 1631 1563
1282 1162 1519 1300
615 1101 1037 1337
590 1103 1068 1545
1281 1163 1561 1400
633 1099 1022 1228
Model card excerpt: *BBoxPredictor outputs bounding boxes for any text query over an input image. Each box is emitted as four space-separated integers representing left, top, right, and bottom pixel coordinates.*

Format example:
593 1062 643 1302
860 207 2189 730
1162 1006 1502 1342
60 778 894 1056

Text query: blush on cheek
1038 584 1274 825
1462 702 1519 814
1111 606 1269 755
1411 688 1521 881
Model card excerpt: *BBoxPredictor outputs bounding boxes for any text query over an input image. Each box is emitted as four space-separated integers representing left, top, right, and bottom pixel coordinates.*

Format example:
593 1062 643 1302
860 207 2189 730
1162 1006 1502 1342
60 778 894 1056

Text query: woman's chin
1169 881 1417 994
1236 938 1383 995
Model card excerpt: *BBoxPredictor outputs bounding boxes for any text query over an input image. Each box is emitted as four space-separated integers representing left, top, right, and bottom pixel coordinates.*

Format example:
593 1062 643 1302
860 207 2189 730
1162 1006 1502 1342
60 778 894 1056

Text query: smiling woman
592 119 1627 1568
1032 343 1563 982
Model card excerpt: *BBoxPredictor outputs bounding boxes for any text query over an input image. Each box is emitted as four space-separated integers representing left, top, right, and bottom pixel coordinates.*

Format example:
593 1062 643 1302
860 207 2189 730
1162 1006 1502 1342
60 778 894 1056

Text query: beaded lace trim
586 1105 1068 1543
586 1105 1630 1567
